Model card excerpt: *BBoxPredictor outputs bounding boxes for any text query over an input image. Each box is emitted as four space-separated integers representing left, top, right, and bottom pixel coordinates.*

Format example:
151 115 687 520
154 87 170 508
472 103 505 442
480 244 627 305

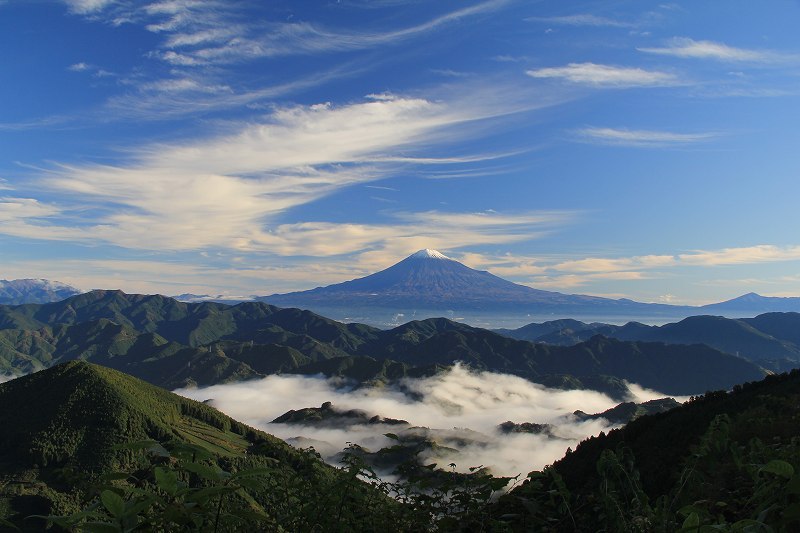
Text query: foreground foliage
495 369 800 532
2 363 799 531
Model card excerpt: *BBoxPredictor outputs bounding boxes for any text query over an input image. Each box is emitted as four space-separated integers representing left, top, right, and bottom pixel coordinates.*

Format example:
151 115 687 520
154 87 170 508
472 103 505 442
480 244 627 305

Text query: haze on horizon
1 0 799 306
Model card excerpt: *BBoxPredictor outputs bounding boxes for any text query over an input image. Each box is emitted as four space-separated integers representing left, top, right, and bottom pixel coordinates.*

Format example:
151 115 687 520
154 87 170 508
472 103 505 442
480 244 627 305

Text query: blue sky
1 0 800 304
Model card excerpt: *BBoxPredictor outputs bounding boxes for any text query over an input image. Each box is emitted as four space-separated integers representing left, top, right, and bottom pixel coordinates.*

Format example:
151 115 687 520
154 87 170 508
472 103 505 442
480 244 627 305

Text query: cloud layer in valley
175 364 679 478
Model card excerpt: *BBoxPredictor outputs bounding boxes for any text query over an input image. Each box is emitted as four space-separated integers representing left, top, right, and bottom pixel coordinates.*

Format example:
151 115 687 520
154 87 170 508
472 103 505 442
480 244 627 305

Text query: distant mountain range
496 312 800 371
701 291 800 312
0 278 81 305
259 249 800 318
6 253 800 320
0 290 767 396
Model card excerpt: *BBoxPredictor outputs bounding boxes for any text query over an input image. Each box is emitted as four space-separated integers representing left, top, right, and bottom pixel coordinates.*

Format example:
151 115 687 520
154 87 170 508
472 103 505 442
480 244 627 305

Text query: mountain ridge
0 278 81 305
0 291 767 396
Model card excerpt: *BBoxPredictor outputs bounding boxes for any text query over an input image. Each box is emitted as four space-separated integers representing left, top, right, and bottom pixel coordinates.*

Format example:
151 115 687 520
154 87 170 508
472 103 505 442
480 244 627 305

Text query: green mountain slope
358 320 765 395
0 361 394 531
495 369 800 531
0 290 380 350
0 292 769 397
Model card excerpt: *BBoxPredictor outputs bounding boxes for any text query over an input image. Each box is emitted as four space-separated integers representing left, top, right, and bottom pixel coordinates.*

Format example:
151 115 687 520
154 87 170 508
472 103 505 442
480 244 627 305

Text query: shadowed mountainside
0 292 766 396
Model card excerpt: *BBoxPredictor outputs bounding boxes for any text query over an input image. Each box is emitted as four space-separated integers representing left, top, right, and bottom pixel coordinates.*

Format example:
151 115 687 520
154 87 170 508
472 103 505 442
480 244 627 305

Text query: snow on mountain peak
410 249 452 260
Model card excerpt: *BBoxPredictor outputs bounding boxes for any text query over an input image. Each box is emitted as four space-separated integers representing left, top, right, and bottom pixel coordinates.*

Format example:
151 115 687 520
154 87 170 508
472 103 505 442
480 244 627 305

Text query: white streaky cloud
526 62 677 87
239 210 571 257
576 127 719 147
559 245 800 271
68 62 91 72
0 257 370 297
0 197 63 222
175 364 677 477
104 63 362 121
639 37 796 63
526 14 634 28
139 78 232 94
527 272 654 291
7 94 567 253
92 0 509 67
678 245 800 266
528 246 800 291
394 210 572 229
187 0 510 63
555 255 677 274
63 0 114 15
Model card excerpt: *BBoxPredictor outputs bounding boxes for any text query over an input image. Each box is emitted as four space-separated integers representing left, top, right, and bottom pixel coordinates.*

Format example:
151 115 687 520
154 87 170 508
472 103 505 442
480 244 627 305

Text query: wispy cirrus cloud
53 0 513 123
67 62 90 72
71 0 510 66
678 245 800 266
0 93 566 256
575 127 719 147
449 245 800 296
526 62 678 87
63 0 114 15
552 246 800 275
639 37 798 64
526 14 635 29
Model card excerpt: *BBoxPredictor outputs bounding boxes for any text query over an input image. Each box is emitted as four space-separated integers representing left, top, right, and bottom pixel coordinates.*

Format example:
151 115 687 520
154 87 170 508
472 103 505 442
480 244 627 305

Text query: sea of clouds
175 364 680 479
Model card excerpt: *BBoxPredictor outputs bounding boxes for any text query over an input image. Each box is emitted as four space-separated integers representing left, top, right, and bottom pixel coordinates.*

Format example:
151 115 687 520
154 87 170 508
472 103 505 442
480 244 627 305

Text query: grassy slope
0 361 377 529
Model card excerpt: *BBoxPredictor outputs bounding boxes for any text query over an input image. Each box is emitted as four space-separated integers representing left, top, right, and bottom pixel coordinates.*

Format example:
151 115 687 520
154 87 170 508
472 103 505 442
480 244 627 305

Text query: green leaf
101 490 126 518
0 517 20 531
155 466 179 496
147 442 171 458
125 497 156 518
760 459 794 479
181 461 225 480
185 485 237 503
234 477 266 491
682 512 700 529
29 515 75 530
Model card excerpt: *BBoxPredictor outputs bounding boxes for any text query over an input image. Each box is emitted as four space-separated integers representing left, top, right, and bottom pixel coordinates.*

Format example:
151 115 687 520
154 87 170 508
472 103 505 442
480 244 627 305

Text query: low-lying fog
175 364 681 479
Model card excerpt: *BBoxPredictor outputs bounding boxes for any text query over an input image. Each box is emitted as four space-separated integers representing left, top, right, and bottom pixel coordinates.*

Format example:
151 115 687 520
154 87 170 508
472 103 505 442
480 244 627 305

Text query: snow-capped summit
0 278 82 305
409 249 452 260
262 247 610 310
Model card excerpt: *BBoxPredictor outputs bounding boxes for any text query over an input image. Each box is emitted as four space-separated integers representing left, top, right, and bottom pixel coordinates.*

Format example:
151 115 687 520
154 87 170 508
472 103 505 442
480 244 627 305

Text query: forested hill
0 361 398 531
494 369 800 531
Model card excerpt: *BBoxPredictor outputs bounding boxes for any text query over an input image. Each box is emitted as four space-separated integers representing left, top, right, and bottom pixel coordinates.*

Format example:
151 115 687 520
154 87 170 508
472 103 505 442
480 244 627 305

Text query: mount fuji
260 249 691 317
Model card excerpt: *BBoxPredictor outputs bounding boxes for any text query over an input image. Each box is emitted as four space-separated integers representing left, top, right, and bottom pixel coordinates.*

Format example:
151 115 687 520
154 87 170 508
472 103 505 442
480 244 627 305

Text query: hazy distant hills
497 312 800 371
0 290 767 396
701 291 800 312
0 278 81 305
260 249 692 315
